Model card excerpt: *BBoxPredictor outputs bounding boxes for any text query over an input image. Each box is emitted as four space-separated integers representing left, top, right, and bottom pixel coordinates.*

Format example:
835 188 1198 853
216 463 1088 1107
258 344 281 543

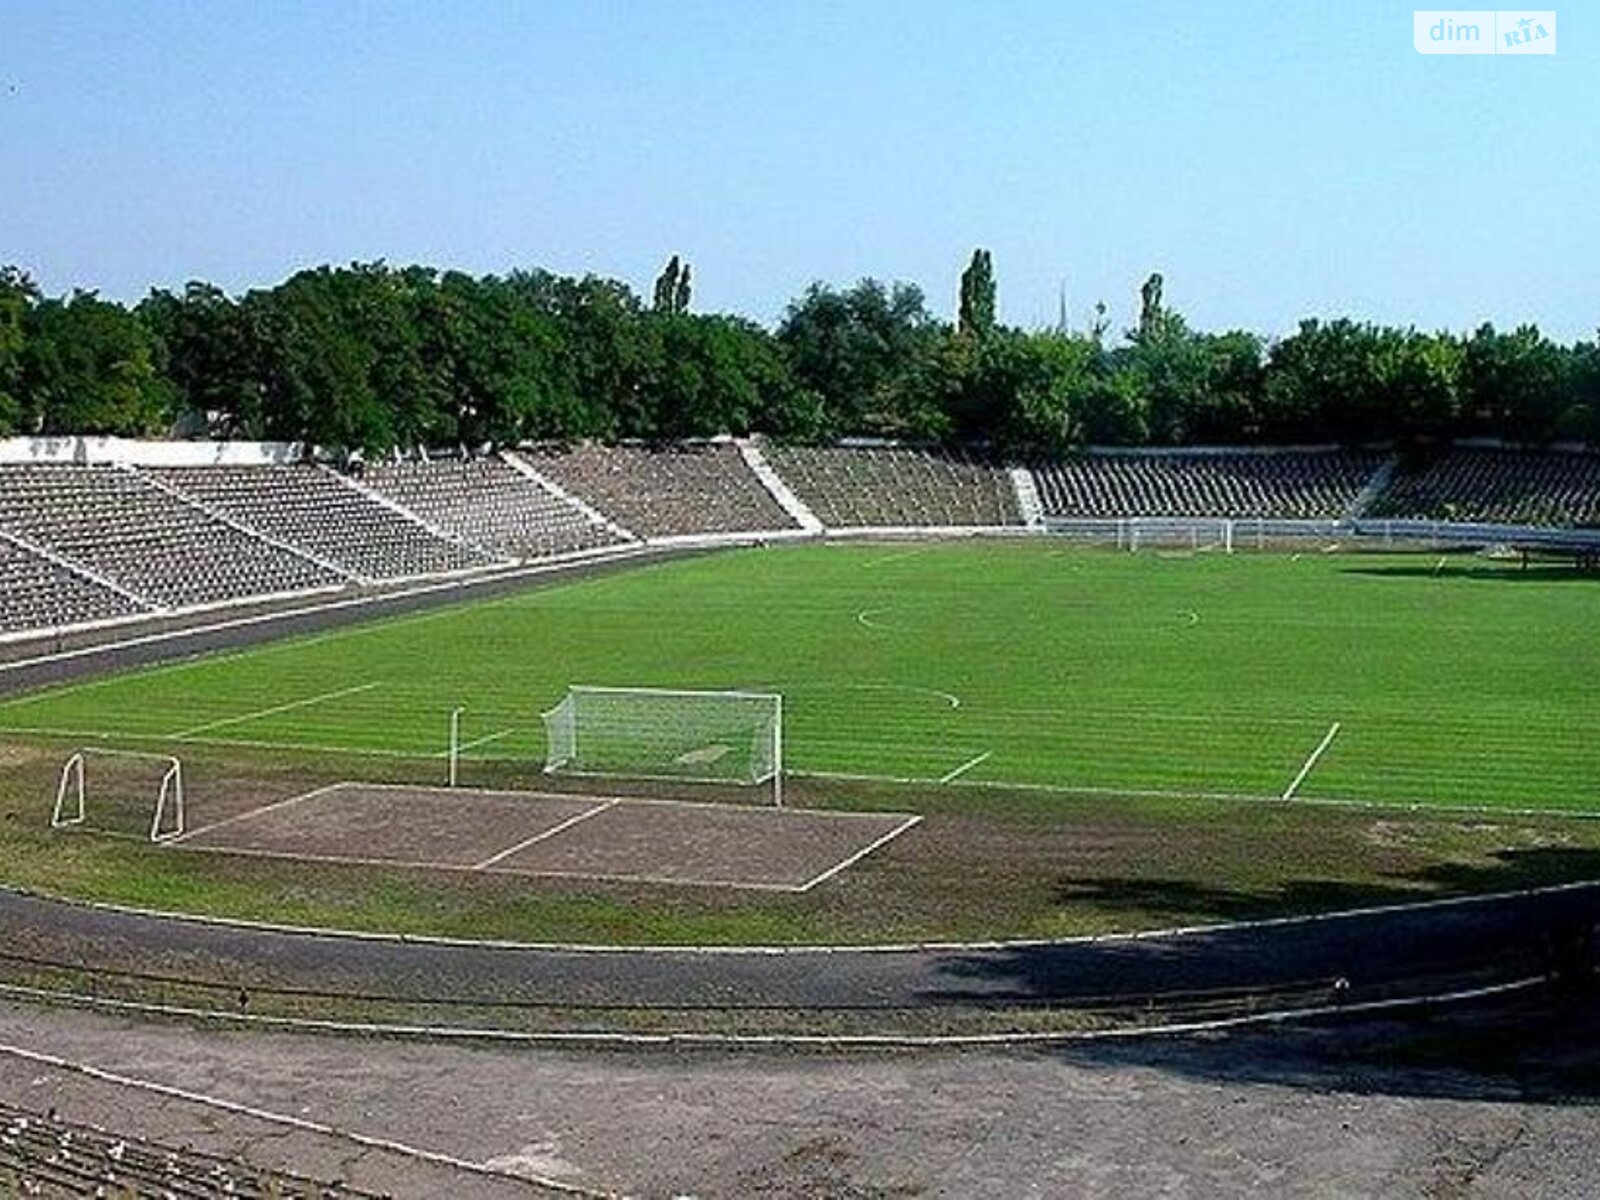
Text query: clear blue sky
2 2 1594 339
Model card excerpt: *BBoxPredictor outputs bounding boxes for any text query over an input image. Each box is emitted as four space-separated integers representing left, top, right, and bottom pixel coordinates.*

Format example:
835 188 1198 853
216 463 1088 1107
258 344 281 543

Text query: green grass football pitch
1 541 1595 812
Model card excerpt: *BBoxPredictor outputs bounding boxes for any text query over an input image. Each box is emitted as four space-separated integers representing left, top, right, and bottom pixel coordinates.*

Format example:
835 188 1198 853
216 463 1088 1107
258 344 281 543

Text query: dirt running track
0 883 1595 1016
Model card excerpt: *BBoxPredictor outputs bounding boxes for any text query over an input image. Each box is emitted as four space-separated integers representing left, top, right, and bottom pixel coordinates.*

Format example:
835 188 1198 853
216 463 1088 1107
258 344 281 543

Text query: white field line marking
839 682 961 709
170 841 812 893
0 727 459 762
794 768 1270 805
168 681 380 740
939 751 992 784
250 779 918 822
165 780 904 892
1282 721 1343 801
0 1040 615 1199
17 724 1600 823
797 815 925 892
432 727 515 758
855 607 898 631
472 799 620 869
0 974 1552 1050
167 783 348 846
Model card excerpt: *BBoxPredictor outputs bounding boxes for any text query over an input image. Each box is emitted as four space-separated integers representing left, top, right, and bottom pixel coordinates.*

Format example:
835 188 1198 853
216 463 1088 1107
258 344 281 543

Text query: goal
52 748 185 842
541 685 784 805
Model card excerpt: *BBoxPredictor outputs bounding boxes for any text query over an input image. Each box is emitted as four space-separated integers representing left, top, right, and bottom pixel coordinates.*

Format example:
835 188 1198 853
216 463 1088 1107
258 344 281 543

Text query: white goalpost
52 747 186 842
541 685 785 806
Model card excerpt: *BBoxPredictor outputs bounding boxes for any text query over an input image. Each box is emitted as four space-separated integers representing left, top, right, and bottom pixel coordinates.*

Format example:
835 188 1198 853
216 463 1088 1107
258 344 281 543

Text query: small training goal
52 748 185 842
542 685 784 805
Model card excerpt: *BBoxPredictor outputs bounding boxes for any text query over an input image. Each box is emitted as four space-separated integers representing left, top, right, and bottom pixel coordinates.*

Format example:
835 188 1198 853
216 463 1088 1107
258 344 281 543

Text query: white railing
1044 515 1600 553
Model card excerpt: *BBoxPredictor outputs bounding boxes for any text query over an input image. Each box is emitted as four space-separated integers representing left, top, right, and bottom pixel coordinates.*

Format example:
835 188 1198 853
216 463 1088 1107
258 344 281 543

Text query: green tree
776 279 937 436
21 290 174 436
1461 323 1571 443
0 266 38 434
139 282 267 437
1565 337 1600 444
653 256 688 315
957 249 996 338
1263 319 1391 443
673 262 692 315
1136 272 1165 341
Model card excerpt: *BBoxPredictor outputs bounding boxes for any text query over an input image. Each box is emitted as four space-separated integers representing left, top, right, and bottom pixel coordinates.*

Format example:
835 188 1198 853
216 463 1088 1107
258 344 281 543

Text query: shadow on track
1339 564 1599 584
922 848 1600 1100
1047 992 1600 1104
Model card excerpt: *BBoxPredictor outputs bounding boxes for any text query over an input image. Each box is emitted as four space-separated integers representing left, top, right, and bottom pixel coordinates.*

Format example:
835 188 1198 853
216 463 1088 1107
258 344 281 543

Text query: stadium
5 4 1598 1195
0 436 1598 1190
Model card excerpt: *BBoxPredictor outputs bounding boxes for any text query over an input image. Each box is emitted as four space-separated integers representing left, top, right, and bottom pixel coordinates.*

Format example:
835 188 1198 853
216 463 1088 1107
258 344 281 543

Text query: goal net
52 748 185 842
542 686 784 805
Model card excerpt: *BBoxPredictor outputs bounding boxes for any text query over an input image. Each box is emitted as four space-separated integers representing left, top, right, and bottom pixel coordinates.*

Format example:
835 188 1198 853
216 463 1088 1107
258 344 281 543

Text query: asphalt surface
2 882 1595 1018
3 998 1597 1198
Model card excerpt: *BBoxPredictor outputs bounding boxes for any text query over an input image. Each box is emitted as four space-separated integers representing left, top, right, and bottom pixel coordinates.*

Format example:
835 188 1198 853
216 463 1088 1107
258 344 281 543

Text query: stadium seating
155 464 499 580
0 1100 374 1198
7 440 1596 643
1367 449 1600 527
0 465 341 608
524 442 798 537
761 444 1023 528
1029 452 1384 520
363 455 629 559
0 535 146 634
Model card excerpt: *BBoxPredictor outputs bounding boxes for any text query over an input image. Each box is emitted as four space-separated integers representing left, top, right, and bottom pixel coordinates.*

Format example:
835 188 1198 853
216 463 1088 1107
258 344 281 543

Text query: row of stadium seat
155 464 499 580
0 465 341 607
762 445 1022 528
362 455 627 559
1030 452 1385 520
1368 449 1600 527
524 442 798 537
0 1100 375 1199
0 535 145 633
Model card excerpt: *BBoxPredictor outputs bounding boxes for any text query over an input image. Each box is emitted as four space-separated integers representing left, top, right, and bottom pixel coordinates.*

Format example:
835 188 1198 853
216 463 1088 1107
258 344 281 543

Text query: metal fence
1044 516 1600 553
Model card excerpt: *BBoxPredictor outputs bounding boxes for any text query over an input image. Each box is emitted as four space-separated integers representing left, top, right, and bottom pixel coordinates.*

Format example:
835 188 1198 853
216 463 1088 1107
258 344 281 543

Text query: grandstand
0 1100 375 1198
1368 448 1600 527
0 465 341 609
362 454 629 560
524 442 798 537
762 444 1023 528
1029 450 1385 520
153 464 501 580
0 533 144 634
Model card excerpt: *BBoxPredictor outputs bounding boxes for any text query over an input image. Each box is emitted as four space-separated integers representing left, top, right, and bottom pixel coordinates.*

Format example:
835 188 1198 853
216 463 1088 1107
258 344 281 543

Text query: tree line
1 254 1595 454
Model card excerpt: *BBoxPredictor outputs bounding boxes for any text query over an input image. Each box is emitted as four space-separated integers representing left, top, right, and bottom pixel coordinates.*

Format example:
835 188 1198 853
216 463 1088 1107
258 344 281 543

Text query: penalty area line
168 681 381 740
939 750 992 785
471 799 620 869
433 727 515 758
1282 721 1342 801
166 782 349 847
796 814 925 892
